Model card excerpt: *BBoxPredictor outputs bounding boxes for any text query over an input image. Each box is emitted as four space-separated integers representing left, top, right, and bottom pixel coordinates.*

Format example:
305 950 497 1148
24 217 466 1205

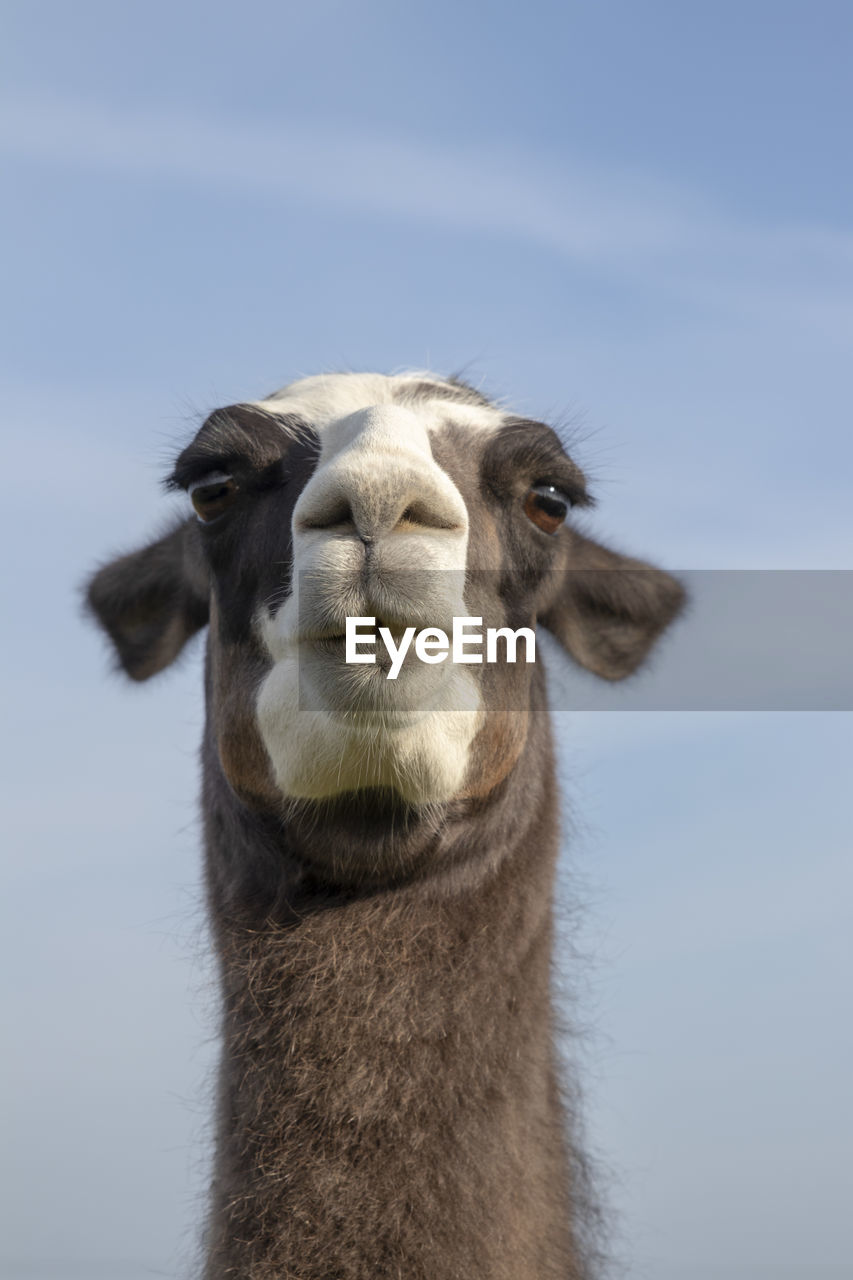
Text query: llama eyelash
187 469 233 496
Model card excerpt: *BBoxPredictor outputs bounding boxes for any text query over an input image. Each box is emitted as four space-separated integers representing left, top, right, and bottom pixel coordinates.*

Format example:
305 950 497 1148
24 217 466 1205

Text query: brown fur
201 674 594 1279
208 597 280 808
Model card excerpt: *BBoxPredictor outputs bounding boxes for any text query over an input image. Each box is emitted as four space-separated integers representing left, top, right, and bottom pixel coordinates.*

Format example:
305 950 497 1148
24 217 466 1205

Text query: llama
87 371 683 1280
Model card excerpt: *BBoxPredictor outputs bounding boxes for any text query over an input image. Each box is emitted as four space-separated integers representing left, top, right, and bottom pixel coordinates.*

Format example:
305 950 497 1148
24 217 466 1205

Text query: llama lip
299 618 418 650
302 629 412 675
297 616 458 693
304 633 347 659
300 631 347 644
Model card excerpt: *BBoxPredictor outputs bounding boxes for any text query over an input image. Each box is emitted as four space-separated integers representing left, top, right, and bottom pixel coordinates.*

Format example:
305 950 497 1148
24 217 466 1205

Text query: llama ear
540 531 685 680
86 518 210 681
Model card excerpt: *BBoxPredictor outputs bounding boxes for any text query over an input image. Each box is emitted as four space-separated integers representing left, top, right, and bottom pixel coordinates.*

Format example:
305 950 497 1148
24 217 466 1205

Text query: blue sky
1 3 851 1278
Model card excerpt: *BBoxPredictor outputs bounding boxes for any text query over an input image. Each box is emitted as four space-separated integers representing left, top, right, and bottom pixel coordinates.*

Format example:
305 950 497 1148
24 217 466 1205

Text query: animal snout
295 454 468 544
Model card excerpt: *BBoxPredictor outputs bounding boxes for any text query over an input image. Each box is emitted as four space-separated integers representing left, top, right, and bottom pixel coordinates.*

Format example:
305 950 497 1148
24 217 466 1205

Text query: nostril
396 501 462 533
298 499 355 532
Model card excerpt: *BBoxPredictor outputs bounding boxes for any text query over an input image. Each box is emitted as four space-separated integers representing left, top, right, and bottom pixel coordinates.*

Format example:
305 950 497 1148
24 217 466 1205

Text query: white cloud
2 92 852 336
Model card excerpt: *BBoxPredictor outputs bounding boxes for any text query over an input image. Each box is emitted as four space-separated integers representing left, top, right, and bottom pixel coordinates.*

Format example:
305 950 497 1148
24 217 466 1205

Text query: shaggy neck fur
201 669 595 1280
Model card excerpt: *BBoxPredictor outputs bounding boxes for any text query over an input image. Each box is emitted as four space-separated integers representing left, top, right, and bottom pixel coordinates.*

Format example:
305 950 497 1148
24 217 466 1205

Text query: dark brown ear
540 531 685 680
86 518 210 681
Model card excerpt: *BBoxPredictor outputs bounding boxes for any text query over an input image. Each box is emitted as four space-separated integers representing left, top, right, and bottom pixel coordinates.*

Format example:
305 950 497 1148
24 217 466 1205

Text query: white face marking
256 370 503 435
251 373 501 805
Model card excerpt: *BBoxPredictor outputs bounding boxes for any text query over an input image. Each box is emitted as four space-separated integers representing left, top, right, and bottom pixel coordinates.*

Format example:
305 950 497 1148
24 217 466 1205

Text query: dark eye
189 472 238 523
523 484 571 535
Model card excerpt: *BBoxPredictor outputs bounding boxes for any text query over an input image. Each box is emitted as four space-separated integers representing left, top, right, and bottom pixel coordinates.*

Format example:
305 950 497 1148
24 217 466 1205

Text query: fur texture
202 673 596 1279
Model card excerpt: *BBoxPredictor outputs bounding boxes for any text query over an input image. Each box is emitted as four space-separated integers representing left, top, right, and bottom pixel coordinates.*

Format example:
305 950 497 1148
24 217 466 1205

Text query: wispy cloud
2 92 852 334
1 93 700 255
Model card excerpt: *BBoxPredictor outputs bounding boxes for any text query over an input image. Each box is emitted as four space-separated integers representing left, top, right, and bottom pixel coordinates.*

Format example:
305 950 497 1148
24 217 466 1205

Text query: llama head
88 371 683 819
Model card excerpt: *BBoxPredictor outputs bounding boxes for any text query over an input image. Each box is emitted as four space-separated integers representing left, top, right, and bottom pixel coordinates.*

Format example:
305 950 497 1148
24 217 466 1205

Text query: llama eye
523 484 571 535
189 473 238 523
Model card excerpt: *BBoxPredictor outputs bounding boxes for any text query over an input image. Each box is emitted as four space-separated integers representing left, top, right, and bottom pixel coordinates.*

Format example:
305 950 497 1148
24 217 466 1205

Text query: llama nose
296 454 467 543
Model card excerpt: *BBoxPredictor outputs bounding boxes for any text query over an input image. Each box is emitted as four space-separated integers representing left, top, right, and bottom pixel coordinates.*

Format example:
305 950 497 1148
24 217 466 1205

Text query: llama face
252 388 479 805
88 371 684 813
175 373 592 806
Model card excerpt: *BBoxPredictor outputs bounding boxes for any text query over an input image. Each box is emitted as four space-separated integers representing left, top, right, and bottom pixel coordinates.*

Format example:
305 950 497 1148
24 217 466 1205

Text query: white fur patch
255 370 503 435
253 374 494 804
256 631 482 805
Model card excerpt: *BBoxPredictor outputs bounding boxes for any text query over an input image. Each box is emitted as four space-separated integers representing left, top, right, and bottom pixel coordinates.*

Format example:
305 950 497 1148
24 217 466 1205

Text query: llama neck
202 731 587 1279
